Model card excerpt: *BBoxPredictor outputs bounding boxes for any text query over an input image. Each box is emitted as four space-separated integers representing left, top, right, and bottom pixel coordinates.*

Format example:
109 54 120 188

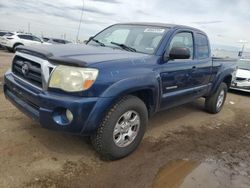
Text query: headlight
49 65 98 92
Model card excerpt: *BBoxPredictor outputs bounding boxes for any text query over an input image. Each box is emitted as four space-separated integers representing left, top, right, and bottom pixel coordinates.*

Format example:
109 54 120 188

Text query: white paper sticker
144 28 165 33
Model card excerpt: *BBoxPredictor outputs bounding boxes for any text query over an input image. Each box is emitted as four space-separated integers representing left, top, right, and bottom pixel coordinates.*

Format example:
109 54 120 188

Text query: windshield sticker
144 28 165 33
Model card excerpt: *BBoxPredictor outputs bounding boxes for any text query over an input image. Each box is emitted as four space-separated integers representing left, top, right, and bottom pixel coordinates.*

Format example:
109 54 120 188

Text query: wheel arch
222 75 232 89
13 42 24 49
209 73 232 96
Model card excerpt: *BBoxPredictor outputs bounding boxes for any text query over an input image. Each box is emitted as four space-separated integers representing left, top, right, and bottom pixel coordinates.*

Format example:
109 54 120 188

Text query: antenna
76 0 84 43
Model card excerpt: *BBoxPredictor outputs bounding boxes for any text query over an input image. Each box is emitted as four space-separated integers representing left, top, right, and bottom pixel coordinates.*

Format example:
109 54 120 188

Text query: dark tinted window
32 36 42 42
4 33 14 37
196 34 209 59
53 39 65 44
42 37 49 42
0 32 9 36
18 35 33 40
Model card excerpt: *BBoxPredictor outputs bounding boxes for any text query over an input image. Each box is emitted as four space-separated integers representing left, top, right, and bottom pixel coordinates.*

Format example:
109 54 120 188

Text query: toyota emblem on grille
21 63 29 76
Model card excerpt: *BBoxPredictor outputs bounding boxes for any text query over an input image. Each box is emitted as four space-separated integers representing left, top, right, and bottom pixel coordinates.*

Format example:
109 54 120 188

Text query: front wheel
205 82 228 114
91 95 148 160
6 47 14 53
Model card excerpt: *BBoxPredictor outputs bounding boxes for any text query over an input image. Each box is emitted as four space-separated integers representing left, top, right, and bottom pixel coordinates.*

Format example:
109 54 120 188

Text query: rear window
0 32 9 36
4 33 14 37
196 34 210 59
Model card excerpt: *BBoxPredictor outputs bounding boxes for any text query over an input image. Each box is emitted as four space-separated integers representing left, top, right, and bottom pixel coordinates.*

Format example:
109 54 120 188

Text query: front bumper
4 72 113 135
1 40 13 48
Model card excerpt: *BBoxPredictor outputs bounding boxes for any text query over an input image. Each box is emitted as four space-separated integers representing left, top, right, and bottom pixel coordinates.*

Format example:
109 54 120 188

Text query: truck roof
116 22 206 34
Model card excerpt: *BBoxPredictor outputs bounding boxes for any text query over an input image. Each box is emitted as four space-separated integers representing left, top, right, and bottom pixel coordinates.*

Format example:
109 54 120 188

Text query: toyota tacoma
4 23 236 160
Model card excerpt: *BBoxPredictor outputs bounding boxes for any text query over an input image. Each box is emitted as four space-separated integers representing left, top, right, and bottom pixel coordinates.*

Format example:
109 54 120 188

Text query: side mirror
166 47 191 60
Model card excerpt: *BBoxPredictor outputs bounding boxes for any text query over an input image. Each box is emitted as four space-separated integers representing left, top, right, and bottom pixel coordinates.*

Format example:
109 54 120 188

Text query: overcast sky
0 0 249 50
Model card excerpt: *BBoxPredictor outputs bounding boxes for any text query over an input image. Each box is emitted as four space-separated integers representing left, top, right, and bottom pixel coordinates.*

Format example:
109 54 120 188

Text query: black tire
13 43 23 52
91 95 148 160
205 82 228 114
6 47 14 53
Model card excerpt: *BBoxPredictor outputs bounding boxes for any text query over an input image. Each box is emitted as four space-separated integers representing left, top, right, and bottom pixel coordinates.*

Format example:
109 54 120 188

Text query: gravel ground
0 50 250 188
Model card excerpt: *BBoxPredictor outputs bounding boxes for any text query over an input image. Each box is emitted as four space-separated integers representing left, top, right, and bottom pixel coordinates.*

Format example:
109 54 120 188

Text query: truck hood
236 69 250 79
17 44 151 67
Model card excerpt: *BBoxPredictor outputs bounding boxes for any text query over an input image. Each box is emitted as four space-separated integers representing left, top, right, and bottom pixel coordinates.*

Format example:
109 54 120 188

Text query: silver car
231 59 250 92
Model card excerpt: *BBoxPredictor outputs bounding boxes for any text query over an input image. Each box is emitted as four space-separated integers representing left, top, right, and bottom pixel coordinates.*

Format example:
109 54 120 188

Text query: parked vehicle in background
0 31 10 36
0 30 11 48
4 23 236 160
231 59 250 92
0 33 50 52
42 37 72 44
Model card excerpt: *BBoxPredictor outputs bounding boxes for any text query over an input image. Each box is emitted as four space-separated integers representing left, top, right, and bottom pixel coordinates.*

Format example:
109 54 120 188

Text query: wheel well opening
13 43 23 48
129 89 155 117
223 75 232 89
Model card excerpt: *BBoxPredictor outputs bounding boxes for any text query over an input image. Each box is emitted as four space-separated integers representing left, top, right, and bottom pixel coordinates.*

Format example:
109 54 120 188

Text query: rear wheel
205 82 228 114
91 95 148 160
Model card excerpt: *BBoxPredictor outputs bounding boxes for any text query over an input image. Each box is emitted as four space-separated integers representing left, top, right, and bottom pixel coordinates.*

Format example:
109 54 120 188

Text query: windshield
237 60 250 70
88 24 169 54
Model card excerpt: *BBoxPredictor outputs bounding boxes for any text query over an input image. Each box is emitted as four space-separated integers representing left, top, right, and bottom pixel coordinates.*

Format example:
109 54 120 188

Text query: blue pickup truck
4 23 236 160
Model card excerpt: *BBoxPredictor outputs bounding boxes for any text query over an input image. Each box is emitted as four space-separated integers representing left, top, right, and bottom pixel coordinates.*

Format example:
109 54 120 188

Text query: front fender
81 74 160 134
100 73 160 100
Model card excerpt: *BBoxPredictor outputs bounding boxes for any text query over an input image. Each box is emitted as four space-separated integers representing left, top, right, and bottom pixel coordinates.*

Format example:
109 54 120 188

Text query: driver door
159 31 198 110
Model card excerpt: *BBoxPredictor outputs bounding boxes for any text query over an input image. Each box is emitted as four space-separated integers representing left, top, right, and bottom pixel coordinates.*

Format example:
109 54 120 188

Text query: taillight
7 37 14 40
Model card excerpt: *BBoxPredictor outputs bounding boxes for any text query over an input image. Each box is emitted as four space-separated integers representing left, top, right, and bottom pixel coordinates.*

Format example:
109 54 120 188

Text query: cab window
196 34 210 59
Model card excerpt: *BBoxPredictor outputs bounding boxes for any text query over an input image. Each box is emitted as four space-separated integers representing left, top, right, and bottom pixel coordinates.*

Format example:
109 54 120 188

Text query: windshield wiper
91 38 105 46
111 42 136 52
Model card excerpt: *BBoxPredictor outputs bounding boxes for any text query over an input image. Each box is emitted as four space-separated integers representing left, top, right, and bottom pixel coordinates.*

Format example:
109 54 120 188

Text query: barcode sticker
144 28 165 33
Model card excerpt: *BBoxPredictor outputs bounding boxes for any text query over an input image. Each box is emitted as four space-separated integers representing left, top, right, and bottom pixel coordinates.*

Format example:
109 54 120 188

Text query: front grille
12 56 42 88
236 77 247 81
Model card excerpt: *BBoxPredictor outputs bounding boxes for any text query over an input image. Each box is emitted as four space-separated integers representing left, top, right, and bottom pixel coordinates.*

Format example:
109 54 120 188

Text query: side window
43 38 49 42
169 32 194 59
32 36 42 42
18 35 26 39
53 39 65 44
18 35 33 40
196 34 210 59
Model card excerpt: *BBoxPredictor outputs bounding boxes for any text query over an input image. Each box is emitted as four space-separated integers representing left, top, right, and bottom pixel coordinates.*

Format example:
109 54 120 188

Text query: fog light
53 108 74 126
66 109 73 122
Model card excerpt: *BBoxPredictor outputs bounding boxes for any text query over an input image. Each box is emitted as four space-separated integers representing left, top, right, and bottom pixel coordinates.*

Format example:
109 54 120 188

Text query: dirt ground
0 50 250 188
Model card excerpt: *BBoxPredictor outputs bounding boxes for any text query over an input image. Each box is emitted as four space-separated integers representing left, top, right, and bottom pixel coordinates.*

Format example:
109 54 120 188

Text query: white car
0 31 11 48
231 59 250 92
42 37 72 44
0 32 50 52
